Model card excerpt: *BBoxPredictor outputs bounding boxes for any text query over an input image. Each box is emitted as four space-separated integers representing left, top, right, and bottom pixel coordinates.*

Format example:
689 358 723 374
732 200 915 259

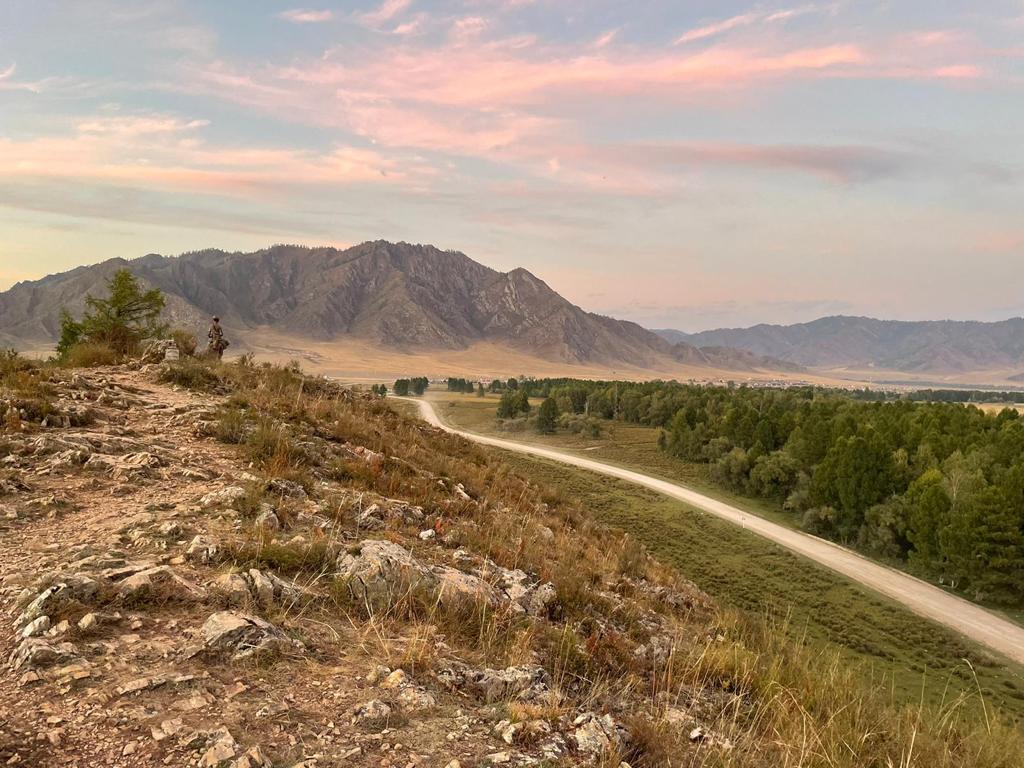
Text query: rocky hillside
0 355 1017 767
661 315 1024 374
0 242 791 372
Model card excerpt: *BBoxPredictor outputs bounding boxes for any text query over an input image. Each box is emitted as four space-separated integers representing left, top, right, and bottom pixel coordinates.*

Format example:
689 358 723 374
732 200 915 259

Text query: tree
536 397 559 434
476 383 486 397
513 389 531 415
811 434 895 539
393 379 410 396
57 269 166 357
411 376 428 396
905 469 952 571
496 391 517 418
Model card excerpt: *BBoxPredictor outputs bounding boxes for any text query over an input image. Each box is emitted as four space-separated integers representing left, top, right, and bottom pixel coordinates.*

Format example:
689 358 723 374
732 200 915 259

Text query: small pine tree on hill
57 269 166 358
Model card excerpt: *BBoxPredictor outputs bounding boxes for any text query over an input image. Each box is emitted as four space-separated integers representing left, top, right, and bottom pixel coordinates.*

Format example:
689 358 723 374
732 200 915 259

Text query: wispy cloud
592 29 618 49
676 5 820 45
279 9 334 24
0 62 45 93
0 112 434 199
359 0 413 27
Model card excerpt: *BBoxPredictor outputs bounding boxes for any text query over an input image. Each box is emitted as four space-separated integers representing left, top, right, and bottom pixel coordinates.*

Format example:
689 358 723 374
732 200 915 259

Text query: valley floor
414 393 1024 716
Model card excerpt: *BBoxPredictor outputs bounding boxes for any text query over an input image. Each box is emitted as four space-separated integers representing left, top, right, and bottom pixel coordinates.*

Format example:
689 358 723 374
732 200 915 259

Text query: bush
157 359 222 391
62 342 121 368
0 349 32 381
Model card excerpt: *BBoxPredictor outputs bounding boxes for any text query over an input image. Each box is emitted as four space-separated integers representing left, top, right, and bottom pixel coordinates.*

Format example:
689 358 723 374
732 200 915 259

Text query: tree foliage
503 377 1024 606
536 396 560 434
57 269 166 358
393 377 428 397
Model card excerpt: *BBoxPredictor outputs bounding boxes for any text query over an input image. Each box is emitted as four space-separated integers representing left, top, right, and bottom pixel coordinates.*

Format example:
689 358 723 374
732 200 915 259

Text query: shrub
157 359 222 391
0 349 32 381
62 342 121 368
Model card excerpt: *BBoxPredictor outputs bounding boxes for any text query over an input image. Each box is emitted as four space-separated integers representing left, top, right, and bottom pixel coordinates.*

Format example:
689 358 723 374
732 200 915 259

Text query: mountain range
658 315 1024 374
0 241 793 374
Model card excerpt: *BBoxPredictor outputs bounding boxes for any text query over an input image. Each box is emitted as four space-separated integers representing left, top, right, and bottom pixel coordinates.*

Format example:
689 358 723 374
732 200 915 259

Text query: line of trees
498 378 1024 605
393 377 428 396
446 377 476 393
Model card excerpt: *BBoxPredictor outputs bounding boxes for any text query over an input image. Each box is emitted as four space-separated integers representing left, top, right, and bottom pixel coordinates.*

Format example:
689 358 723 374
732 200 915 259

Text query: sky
1 1 1022 331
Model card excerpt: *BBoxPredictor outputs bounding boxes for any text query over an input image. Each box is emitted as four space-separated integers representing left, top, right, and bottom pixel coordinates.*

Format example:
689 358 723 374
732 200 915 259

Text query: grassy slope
422 392 1024 719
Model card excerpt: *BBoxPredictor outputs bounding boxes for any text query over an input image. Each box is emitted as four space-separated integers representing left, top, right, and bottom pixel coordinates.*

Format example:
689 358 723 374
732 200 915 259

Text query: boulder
16 574 100 629
186 535 221 564
118 566 207 603
201 611 303 661
351 699 392 731
211 573 252 608
336 539 437 602
9 639 79 671
200 487 248 509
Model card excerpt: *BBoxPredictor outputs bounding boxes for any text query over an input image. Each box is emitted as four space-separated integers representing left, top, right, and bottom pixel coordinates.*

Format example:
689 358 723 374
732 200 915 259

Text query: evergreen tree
536 397 559 433
57 269 166 357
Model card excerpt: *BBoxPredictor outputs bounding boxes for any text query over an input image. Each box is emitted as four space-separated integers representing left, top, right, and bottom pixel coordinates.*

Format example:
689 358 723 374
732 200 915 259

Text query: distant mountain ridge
658 315 1024 373
0 241 792 373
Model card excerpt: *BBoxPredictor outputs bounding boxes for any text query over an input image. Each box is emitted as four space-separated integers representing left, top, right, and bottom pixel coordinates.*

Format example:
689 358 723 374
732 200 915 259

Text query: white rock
118 566 207 602
201 611 302 661
19 616 51 639
186 535 221 564
212 573 251 608
201 486 248 509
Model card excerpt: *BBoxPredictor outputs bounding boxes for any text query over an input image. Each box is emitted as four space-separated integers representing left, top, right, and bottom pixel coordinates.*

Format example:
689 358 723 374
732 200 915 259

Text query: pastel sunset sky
1 0 1022 330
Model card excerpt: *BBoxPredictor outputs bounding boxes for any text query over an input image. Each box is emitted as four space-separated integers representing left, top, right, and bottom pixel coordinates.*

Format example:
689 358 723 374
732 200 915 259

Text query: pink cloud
359 0 413 27
172 23 991 189
592 29 618 49
279 9 334 24
0 113 434 199
676 5 820 45
676 12 762 44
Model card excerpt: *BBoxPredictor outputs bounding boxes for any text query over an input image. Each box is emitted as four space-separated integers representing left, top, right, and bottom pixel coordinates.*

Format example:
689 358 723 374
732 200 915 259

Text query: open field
237 330 868 386
404 392 1024 718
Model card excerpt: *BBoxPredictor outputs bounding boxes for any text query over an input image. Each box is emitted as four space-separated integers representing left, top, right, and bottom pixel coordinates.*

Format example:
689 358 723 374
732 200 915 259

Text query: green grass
416 392 1024 721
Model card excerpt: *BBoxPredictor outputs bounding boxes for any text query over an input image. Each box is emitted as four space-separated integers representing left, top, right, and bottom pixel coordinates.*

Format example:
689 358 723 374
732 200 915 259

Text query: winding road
409 397 1024 665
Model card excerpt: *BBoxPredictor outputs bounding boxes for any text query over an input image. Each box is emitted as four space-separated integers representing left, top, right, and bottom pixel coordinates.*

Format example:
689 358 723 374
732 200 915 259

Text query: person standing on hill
207 316 229 360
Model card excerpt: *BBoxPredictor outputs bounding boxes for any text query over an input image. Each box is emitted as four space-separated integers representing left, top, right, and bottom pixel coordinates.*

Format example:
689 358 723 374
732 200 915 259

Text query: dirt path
409 398 1024 666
